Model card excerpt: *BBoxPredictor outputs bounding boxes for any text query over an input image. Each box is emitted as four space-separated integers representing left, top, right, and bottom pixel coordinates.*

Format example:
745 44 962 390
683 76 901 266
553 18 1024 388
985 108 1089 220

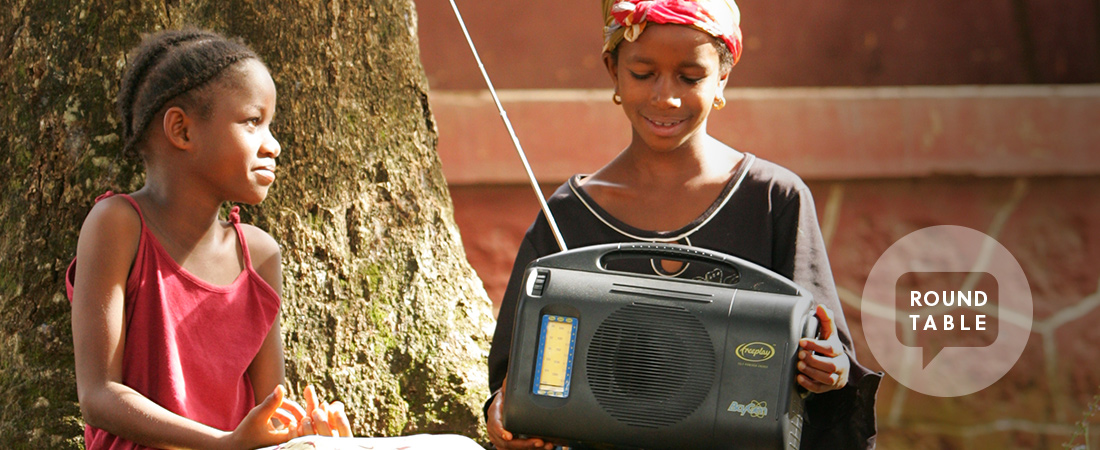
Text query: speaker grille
586 302 716 428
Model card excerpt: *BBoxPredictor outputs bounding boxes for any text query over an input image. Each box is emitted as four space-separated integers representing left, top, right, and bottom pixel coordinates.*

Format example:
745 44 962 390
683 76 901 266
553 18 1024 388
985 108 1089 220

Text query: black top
487 154 882 449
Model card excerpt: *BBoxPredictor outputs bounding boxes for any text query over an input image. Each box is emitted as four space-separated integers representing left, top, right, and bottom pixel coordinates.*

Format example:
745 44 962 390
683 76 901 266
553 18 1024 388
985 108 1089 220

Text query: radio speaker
587 302 716 428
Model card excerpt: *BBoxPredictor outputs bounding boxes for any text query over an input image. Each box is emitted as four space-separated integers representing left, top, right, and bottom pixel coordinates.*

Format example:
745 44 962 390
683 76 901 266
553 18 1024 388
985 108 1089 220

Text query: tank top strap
65 191 148 303
97 191 148 229
227 206 254 269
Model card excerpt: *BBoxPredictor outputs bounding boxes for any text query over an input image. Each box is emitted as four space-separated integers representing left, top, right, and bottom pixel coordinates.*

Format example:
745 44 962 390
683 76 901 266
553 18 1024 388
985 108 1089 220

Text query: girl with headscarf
486 1 882 448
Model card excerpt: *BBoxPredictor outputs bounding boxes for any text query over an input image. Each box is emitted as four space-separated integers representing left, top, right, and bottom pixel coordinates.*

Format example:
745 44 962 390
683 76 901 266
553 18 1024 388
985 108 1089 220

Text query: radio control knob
531 270 550 296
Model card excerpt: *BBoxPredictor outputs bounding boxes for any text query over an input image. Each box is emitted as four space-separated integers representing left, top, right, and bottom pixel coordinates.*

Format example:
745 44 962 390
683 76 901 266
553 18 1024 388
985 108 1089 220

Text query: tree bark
0 0 493 447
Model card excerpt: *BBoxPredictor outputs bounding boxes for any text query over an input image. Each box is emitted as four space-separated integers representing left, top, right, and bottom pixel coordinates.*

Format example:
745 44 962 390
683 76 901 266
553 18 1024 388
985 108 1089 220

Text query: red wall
416 0 1100 447
417 0 1099 89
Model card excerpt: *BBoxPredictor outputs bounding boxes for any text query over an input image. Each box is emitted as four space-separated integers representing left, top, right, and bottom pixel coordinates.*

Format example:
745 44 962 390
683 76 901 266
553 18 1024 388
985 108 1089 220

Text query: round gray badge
862 225 1033 397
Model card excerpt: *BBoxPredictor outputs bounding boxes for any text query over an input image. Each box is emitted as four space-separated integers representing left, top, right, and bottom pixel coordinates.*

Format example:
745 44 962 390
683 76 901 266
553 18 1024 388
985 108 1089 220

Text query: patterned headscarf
603 0 742 66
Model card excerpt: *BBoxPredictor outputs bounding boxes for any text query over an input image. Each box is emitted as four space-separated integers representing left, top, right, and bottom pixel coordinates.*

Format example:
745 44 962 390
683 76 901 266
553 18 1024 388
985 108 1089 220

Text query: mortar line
962 178 1028 292
1042 329 1069 423
899 418 1077 437
1033 280 1100 333
1036 278 1100 426
888 325 917 427
822 183 844 248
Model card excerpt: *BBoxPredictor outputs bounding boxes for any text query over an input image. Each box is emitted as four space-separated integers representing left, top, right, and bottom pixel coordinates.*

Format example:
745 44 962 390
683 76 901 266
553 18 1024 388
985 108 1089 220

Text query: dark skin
71 60 351 449
488 24 849 449
584 28 738 232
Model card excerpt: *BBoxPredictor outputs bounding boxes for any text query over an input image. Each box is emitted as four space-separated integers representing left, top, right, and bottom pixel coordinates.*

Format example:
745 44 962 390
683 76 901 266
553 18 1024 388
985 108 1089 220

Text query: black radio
503 243 817 450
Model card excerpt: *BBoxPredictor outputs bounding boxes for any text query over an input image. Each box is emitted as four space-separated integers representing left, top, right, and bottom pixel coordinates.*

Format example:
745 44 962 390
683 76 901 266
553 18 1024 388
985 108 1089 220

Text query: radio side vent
586 302 716 428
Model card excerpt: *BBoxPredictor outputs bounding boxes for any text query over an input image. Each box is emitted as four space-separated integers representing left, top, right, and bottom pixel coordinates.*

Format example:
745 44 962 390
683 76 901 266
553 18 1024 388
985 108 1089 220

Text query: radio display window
533 315 577 397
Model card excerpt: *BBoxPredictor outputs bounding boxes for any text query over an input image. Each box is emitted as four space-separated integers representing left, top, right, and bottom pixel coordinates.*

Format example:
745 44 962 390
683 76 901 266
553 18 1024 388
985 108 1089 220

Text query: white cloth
265 434 484 450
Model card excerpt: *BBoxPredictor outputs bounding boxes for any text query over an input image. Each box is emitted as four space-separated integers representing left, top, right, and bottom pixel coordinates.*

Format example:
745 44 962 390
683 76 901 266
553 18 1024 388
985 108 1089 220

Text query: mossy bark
0 0 493 447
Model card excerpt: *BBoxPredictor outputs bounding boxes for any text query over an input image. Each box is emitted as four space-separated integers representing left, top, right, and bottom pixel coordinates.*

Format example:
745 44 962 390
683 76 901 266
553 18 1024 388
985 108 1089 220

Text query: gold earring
613 93 622 105
713 97 726 110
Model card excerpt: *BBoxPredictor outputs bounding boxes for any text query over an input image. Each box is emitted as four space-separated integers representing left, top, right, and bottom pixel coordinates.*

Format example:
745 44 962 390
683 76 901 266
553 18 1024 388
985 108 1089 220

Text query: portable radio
503 243 817 450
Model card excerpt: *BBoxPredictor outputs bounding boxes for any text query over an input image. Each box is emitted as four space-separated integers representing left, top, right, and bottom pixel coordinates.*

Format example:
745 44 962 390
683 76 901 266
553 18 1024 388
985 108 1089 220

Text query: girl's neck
578 133 743 232
131 178 226 251
620 133 733 186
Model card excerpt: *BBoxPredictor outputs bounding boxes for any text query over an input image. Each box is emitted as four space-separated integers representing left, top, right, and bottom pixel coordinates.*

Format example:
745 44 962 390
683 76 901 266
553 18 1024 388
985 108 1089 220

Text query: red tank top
66 193 281 449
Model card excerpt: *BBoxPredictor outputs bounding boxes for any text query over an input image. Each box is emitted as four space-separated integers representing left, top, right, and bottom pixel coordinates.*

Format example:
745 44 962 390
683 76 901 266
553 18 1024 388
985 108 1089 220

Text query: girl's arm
243 226 286 407
243 225 352 437
71 198 291 450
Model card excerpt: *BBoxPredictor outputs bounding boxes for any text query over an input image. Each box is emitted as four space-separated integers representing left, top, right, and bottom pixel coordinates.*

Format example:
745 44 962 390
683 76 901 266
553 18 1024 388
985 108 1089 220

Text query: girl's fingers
798 351 839 374
799 338 840 357
285 417 300 440
815 305 838 340
319 402 340 437
490 403 510 438
797 358 838 385
303 385 318 415
797 374 829 393
257 385 286 421
280 397 307 422
328 402 353 437
250 386 296 441
298 416 315 436
312 407 333 436
272 407 298 430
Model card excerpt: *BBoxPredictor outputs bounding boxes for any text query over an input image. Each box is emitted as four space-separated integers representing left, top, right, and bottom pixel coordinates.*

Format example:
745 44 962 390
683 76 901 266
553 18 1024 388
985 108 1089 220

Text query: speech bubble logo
894 272 1000 368
863 226 1032 397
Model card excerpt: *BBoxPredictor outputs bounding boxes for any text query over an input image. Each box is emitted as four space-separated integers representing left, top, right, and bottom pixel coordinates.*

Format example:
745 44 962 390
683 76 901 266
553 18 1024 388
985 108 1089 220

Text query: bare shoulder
73 195 142 291
79 195 142 247
237 223 283 294
237 223 281 262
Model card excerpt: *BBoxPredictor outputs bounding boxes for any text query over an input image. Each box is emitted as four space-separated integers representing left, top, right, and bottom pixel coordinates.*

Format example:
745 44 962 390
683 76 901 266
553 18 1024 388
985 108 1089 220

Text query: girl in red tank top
67 29 351 449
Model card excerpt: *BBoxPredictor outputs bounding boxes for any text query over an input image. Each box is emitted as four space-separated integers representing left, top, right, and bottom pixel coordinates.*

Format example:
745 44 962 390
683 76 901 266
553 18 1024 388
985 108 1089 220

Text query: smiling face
606 24 730 155
189 58 281 205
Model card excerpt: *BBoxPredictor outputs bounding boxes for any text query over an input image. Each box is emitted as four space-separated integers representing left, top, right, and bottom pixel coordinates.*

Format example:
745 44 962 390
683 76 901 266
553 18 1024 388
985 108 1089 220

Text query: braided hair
118 28 260 156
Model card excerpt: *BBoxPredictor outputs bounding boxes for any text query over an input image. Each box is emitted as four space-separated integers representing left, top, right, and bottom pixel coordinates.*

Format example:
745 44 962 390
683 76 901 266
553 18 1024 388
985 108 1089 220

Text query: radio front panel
503 243 814 450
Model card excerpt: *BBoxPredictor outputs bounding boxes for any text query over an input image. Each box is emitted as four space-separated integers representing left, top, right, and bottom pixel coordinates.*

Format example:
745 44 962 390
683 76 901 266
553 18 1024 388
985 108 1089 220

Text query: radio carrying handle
446 0 568 252
531 242 811 297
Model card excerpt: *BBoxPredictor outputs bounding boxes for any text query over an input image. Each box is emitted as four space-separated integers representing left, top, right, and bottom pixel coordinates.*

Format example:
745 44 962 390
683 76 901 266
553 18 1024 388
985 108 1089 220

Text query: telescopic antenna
446 0 569 252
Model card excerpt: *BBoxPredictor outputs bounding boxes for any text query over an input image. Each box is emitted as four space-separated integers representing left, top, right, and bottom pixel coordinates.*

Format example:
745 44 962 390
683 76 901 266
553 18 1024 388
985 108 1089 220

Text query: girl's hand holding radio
487 377 555 450
796 305 851 394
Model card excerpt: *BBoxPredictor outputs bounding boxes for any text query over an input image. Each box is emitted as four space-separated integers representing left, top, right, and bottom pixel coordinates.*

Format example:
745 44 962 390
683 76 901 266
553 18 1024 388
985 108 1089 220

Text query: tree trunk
0 1 493 447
